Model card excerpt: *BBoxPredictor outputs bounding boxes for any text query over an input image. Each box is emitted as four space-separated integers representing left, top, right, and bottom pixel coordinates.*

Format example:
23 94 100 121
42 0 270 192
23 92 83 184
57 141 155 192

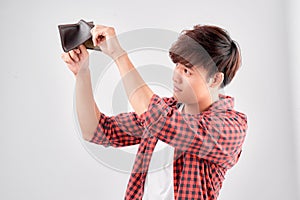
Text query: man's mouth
173 85 182 92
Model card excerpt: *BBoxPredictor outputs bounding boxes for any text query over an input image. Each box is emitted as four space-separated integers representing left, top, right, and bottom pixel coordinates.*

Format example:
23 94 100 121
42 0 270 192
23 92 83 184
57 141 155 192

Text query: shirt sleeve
141 94 248 169
89 112 144 148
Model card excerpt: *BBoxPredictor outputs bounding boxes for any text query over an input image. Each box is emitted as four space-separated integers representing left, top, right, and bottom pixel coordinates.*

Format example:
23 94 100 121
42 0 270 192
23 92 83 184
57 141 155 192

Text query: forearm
75 68 99 140
115 53 154 116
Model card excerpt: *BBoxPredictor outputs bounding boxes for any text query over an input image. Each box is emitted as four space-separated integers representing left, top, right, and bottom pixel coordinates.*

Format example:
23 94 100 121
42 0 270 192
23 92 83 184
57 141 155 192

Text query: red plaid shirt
90 94 247 200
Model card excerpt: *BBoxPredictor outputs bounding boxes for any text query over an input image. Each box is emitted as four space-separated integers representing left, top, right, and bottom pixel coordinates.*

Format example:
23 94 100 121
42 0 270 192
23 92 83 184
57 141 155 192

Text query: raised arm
61 45 144 145
90 25 154 116
61 45 98 141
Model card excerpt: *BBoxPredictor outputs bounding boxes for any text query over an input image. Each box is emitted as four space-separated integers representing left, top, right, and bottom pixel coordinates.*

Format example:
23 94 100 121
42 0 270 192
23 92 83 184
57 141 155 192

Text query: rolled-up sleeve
89 112 145 148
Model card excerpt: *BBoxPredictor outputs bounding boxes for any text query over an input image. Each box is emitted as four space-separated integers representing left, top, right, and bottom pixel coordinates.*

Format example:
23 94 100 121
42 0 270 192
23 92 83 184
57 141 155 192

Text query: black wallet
58 19 101 52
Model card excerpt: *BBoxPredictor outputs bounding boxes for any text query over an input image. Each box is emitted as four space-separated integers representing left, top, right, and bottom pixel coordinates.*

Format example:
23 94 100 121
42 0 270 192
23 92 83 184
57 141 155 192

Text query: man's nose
172 69 182 84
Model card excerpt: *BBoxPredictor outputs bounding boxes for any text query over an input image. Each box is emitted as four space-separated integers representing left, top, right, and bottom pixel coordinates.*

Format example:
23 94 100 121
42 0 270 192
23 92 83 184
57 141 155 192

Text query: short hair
169 25 242 88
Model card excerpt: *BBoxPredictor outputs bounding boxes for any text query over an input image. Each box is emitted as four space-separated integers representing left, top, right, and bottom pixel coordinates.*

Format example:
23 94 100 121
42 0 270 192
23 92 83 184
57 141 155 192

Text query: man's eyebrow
182 64 196 72
187 66 196 71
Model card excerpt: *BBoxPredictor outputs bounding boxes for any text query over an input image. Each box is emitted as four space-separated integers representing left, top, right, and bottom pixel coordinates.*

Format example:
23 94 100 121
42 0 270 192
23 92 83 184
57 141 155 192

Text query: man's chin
172 93 181 102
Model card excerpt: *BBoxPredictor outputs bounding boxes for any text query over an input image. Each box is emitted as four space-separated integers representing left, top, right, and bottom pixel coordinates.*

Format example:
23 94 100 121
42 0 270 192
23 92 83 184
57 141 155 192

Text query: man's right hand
90 25 125 60
61 45 89 77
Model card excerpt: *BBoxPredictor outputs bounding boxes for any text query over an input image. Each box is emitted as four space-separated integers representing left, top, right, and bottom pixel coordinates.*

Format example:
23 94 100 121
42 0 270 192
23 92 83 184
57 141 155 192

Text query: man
62 24 247 199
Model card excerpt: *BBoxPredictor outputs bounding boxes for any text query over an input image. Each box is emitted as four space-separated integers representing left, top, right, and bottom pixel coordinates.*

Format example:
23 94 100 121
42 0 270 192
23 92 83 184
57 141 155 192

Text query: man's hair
169 25 242 88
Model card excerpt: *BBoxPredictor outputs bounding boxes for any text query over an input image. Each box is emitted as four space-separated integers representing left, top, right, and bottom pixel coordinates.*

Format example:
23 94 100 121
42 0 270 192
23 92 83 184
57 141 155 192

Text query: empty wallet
58 19 101 52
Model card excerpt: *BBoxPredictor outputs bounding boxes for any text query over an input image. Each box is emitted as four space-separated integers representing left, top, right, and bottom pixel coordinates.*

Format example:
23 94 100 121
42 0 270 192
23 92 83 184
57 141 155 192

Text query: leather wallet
58 19 101 52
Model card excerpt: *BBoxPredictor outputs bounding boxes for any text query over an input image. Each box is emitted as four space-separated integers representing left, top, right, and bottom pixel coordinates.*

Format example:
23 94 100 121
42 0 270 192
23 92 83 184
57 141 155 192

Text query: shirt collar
207 94 234 112
171 94 234 113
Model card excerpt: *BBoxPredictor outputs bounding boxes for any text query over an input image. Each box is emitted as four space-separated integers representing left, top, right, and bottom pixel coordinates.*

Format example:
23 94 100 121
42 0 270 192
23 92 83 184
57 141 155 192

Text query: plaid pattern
90 94 247 200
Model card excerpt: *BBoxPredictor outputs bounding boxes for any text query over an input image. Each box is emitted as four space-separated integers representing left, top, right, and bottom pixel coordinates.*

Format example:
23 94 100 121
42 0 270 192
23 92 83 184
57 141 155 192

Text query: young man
62 24 247 200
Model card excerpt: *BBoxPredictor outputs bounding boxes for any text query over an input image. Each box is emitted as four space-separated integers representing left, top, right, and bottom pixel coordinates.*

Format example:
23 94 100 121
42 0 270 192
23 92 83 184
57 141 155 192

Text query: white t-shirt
142 104 184 200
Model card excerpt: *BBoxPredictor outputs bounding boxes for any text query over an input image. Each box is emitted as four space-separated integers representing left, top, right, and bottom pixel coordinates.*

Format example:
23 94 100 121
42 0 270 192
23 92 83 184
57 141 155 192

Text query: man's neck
183 92 220 114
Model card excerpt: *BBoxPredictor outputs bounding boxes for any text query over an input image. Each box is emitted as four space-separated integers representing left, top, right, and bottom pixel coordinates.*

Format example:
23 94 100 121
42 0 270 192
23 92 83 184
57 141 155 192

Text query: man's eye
184 68 191 75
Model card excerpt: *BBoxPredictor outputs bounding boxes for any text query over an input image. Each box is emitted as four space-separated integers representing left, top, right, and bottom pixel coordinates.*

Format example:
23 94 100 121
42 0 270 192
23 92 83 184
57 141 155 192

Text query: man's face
172 63 211 105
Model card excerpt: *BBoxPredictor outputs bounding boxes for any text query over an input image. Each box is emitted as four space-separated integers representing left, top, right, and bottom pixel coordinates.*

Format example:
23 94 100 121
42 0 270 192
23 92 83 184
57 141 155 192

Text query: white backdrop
0 0 299 199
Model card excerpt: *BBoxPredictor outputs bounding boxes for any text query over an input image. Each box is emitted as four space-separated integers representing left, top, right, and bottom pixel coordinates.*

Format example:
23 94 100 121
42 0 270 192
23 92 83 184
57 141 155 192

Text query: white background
0 0 299 199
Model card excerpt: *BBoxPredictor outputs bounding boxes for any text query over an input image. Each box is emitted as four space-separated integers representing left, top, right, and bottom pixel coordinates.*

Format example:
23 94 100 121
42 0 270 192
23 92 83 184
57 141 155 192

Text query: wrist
76 67 90 79
114 51 129 65
111 48 127 61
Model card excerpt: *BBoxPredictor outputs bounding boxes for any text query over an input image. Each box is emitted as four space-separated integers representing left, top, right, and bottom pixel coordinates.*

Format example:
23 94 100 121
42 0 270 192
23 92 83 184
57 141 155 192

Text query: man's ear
209 72 224 88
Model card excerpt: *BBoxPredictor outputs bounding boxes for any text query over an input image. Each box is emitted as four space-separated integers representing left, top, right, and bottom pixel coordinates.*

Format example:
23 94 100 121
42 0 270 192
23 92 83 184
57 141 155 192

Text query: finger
78 45 87 55
74 48 81 54
78 45 89 61
92 31 102 46
90 27 97 46
68 50 79 62
61 53 74 65
91 26 107 46
91 25 107 35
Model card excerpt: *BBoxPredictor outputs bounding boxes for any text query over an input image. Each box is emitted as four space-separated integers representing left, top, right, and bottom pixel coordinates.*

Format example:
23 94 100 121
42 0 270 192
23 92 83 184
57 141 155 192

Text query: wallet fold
58 19 101 52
